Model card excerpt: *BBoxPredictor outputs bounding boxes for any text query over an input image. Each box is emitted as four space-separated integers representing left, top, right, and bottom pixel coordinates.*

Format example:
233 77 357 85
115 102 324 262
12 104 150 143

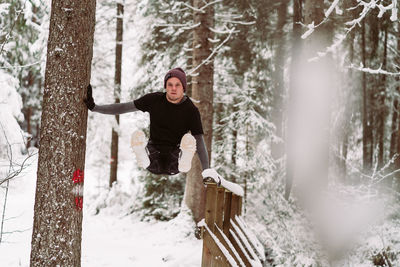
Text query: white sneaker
131 130 150 169
178 133 196 173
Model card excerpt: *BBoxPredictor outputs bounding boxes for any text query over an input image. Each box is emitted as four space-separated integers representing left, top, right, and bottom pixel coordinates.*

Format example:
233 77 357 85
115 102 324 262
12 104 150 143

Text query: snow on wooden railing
199 176 265 267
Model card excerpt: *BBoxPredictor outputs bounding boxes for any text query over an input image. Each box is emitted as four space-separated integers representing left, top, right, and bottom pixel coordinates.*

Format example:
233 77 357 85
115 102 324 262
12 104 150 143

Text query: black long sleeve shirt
93 93 209 170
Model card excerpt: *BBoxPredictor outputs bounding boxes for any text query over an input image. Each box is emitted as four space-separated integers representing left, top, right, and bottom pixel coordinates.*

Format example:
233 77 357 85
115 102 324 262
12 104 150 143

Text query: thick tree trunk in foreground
110 2 124 187
184 0 214 223
30 1 96 266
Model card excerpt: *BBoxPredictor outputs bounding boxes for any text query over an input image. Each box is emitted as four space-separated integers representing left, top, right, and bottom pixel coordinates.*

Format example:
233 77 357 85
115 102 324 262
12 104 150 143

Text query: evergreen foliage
138 172 185 221
1 0 48 148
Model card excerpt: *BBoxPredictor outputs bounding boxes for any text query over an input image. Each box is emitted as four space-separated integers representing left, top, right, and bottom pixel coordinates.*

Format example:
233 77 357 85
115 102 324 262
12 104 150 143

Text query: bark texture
30 1 96 266
184 0 214 223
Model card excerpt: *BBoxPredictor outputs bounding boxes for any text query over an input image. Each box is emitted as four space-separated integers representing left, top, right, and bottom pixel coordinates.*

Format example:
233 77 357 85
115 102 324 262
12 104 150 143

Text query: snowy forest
1 0 400 266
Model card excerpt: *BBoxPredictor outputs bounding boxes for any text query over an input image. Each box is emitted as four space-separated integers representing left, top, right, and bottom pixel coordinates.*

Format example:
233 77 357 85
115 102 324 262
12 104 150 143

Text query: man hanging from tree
84 67 220 180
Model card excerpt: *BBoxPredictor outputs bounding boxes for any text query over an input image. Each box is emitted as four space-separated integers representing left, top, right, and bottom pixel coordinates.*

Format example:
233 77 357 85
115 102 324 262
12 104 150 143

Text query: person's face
166 77 184 103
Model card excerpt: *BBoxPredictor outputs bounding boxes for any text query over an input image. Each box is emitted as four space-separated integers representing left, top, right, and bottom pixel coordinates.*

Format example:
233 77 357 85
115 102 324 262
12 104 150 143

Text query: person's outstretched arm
84 84 138 115
194 134 209 170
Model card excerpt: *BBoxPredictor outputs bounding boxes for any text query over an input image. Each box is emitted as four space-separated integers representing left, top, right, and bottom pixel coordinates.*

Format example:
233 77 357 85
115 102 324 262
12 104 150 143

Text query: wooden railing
199 179 265 267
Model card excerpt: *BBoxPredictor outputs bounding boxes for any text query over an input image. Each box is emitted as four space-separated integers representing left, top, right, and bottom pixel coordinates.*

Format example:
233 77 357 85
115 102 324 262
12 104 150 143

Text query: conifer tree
30 0 96 265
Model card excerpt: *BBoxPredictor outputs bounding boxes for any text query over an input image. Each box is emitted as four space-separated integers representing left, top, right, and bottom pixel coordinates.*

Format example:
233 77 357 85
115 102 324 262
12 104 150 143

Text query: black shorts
146 143 180 175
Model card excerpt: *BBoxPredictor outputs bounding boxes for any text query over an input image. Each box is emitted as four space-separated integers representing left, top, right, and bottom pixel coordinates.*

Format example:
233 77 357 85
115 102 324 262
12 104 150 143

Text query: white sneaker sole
131 130 150 169
178 133 196 173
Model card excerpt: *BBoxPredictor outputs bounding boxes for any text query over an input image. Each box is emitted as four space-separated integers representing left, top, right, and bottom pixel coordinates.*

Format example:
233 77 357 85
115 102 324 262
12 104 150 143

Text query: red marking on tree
75 196 83 210
72 169 84 210
73 169 84 183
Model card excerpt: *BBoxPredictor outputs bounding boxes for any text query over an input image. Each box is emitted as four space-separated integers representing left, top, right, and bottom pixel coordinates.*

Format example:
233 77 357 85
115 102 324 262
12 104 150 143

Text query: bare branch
188 27 235 76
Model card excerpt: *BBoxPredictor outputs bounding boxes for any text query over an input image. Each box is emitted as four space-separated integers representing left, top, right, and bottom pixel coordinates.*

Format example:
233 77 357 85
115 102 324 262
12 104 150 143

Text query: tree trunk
377 25 388 169
30 1 96 266
362 19 373 172
184 0 214 223
271 0 288 168
110 2 124 187
339 30 355 182
285 0 303 199
395 21 400 191
214 101 224 168
26 106 32 148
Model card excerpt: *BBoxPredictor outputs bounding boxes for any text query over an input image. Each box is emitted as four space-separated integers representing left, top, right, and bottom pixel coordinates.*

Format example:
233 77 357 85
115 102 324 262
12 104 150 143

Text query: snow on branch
154 22 200 30
215 13 244 20
0 60 42 70
178 0 223 14
303 0 397 61
220 19 256 26
324 0 341 18
351 64 400 76
0 1 27 56
209 26 239 34
188 27 235 76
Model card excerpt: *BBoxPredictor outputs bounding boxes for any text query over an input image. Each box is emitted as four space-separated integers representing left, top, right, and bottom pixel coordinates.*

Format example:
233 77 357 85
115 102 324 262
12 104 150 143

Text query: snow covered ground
0 152 202 267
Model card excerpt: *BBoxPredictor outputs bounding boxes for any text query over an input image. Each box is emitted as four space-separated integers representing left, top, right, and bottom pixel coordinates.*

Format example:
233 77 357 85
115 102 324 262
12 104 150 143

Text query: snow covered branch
302 0 398 61
188 27 235 76
0 60 42 70
179 0 223 14
154 22 200 30
0 1 27 56
351 64 400 76
220 19 256 26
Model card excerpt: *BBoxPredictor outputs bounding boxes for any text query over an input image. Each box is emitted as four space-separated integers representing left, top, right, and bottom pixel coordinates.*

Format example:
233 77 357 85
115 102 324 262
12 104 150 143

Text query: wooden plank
203 230 234 267
201 239 213 267
238 196 242 216
228 228 252 267
231 219 262 265
223 191 232 237
204 183 218 266
216 187 225 228
215 225 247 267
230 194 240 219
205 183 217 230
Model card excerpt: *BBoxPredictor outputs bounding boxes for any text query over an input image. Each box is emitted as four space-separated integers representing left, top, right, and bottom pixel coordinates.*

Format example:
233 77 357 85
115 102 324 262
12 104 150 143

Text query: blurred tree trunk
271 0 288 169
338 32 354 182
362 19 373 172
30 0 96 266
377 24 388 169
285 0 303 199
184 0 214 223
395 21 400 191
110 2 124 187
389 22 399 160
338 0 357 181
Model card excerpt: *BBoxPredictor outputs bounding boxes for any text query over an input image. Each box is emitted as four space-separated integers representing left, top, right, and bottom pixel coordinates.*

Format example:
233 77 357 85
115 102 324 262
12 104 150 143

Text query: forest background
1 0 400 266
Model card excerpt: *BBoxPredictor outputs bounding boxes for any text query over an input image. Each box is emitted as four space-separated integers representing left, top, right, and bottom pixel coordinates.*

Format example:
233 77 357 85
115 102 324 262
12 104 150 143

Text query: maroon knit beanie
164 67 187 92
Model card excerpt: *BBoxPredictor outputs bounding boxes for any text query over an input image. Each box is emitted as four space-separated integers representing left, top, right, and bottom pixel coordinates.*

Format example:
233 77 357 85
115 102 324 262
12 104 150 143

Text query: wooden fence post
223 191 232 237
216 187 225 228
202 182 217 267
